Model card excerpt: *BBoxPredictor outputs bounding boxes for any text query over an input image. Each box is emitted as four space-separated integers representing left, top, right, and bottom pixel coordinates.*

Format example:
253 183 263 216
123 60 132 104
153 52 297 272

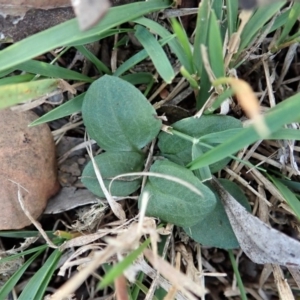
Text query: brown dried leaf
211 177 300 267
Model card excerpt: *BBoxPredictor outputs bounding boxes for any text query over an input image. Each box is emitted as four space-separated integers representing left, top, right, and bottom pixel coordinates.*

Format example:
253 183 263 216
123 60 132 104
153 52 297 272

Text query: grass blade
270 176 300 221
75 45 112 75
0 79 59 109
188 92 300 170
17 60 93 82
134 25 174 83
0 0 171 73
18 249 62 300
30 93 85 126
134 17 191 74
98 239 150 289
0 249 44 299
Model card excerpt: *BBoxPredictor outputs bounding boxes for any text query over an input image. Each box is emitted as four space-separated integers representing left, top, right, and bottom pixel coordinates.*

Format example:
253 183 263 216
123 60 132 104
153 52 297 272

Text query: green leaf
188 92 300 170
0 74 35 86
82 75 162 152
0 79 59 109
82 151 144 197
75 45 112 75
99 239 150 289
139 159 217 228
193 0 211 76
134 25 174 84
0 249 44 299
170 18 194 74
0 245 48 265
158 115 242 173
18 249 62 300
30 93 85 126
208 10 225 79
183 179 251 249
0 0 171 73
276 2 300 46
238 2 285 54
225 0 238 38
17 60 93 82
134 17 191 74
270 176 300 221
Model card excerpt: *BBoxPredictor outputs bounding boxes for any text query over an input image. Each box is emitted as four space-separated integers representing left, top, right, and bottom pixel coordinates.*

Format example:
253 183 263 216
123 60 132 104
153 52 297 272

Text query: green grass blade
0 74 35 86
0 79 59 109
121 73 154 85
98 239 151 289
225 0 239 37
30 93 85 126
18 249 62 300
238 2 285 53
0 245 48 265
0 0 171 73
0 231 55 239
193 0 211 76
75 45 112 75
228 250 247 300
114 35 173 77
188 92 300 170
134 25 174 83
134 17 192 74
276 2 300 46
0 249 44 300
170 18 194 73
208 10 225 78
69 28 132 46
270 176 300 221
17 60 93 82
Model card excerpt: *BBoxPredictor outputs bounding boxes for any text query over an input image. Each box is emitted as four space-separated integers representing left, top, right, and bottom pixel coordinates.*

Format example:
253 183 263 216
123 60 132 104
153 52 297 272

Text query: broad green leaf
0 0 171 73
270 176 300 221
82 151 144 197
183 179 251 249
98 239 150 289
18 249 62 300
139 159 217 228
0 249 44 299
188 92 300 170
30 93 85 126
158 115 242 173
0 79 59 109
134 25 174 83
82 75 162 152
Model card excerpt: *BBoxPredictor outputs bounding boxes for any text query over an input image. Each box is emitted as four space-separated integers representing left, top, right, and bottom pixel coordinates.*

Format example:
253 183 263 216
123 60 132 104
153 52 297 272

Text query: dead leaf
44 187 99 214
0 109 60 229
211 177 300 267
